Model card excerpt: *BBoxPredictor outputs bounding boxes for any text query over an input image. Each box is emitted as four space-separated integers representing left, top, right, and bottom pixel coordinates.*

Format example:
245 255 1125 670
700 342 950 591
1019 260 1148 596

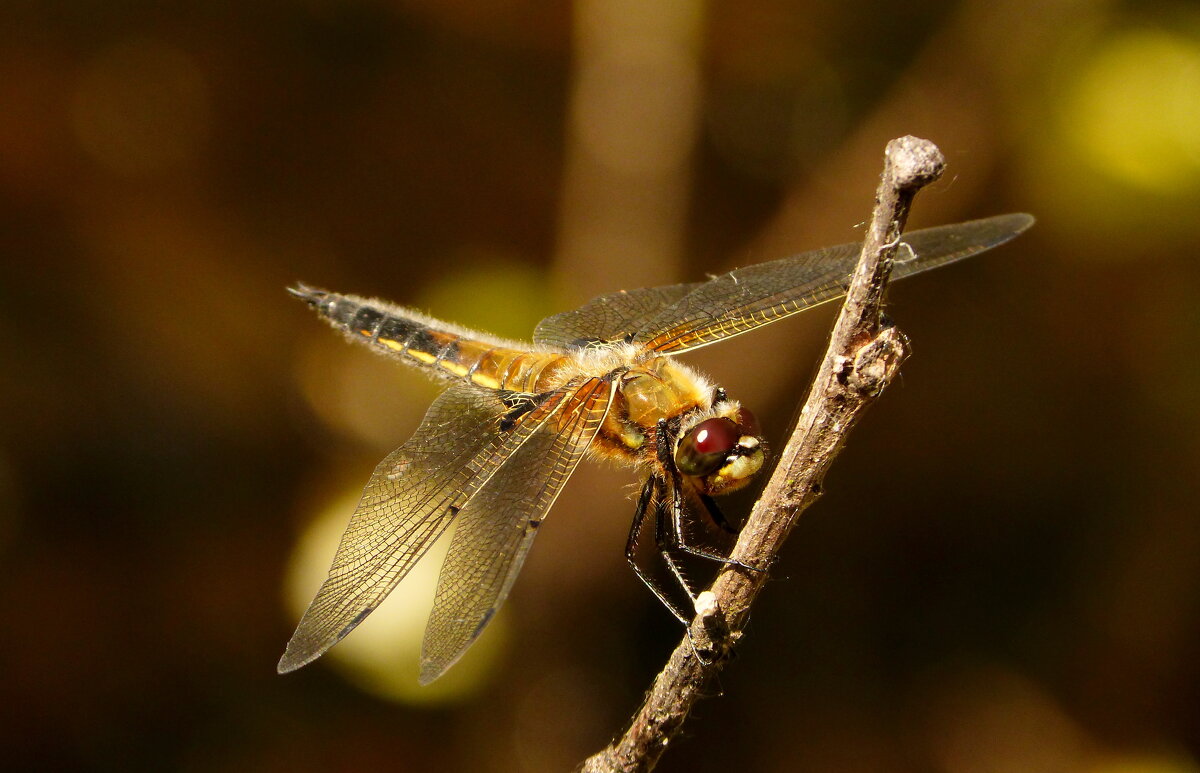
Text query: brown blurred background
3 0 1200 771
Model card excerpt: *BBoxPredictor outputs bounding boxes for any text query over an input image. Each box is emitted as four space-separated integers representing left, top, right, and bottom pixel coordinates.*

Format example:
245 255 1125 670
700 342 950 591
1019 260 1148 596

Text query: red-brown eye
692 418 737 454
735 407 760 437
675 418 738 477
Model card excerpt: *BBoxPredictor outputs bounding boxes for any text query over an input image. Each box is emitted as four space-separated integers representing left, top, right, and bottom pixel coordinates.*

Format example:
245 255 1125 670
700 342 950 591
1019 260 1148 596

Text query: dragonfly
278 212 1033 684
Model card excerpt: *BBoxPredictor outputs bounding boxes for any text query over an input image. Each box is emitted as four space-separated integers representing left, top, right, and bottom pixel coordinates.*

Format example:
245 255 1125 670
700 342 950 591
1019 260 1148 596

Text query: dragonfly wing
533 283 702 351
278 380 576 674
635 213 1034 354
419 377 615 684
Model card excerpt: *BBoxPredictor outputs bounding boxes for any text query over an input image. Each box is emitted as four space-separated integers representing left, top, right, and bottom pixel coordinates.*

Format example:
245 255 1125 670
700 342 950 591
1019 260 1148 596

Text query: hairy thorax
590 357 712 466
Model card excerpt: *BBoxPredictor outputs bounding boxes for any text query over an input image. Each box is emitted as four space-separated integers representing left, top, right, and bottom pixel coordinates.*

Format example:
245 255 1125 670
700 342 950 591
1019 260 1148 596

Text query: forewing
533 283 702 350
418 377 615 684
635 213 1034 354
278 380 571 673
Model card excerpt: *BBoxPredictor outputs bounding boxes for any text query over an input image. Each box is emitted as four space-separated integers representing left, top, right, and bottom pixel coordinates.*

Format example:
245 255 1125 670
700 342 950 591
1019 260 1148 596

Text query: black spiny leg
625 475 692 625
655 474 698 605
698 491 738 536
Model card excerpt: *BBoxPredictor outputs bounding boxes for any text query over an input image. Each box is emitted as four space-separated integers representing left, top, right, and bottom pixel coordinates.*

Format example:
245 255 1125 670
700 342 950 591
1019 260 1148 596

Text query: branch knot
688 591 732 665
841 326 910 395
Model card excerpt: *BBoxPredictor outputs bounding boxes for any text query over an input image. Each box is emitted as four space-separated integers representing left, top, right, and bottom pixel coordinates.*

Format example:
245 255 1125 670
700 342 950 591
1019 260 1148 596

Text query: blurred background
3 0 1199 770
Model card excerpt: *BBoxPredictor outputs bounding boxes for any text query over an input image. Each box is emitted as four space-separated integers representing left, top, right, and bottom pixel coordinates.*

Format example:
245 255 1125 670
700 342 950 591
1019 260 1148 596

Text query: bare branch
580 136 946 773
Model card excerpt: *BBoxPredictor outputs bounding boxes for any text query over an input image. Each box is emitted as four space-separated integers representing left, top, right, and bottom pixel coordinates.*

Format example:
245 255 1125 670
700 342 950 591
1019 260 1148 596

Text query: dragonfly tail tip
287 283 327 306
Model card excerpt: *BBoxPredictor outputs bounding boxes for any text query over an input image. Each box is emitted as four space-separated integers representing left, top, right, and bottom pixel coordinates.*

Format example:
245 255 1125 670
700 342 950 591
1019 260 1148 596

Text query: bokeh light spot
284 486 507 705
295 332 436 452
1063 30 1200 192
418 251 552 341
920 664 1090 773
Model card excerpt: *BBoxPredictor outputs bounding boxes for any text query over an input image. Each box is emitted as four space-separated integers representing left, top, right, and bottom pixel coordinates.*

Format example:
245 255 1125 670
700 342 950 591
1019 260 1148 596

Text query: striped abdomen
290 285 568 393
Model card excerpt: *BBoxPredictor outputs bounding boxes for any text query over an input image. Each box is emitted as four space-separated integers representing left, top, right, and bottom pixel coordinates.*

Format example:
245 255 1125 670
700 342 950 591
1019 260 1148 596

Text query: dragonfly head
673 403 765 496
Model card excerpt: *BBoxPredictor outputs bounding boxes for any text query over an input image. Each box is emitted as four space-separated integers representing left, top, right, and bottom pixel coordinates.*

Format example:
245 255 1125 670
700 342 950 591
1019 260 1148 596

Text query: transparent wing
278 380 578 674
533 283 702 351
418 377 614 684
635 213 1034 354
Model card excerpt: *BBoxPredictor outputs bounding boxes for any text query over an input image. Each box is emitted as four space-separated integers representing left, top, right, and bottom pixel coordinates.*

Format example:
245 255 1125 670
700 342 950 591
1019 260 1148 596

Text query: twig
580 136 946 773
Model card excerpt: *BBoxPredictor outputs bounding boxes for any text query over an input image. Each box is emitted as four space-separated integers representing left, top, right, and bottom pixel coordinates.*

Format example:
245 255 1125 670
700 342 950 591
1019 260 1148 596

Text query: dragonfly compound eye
735 406 760 437
675 417 738 477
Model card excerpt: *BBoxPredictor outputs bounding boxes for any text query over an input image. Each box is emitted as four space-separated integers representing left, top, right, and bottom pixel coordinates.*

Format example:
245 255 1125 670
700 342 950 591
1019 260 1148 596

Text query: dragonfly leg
697 491 738 535
654 484 697 602
634 485 722 666
625 475 692 625
668 479 763 573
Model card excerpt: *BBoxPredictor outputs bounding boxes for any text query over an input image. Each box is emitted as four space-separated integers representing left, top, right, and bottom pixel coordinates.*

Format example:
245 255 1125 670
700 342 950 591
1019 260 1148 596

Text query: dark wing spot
472 608 496 638
498 391 550 431
339 607 375 639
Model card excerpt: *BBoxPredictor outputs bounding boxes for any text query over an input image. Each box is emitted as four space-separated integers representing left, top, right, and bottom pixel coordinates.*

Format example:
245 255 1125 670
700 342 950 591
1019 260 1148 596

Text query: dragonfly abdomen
291 285 568 393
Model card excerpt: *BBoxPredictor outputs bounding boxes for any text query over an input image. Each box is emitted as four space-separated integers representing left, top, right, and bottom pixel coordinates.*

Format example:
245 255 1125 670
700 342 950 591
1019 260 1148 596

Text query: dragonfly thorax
591 358 709 459
599 357 767 496
621 359 707 427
